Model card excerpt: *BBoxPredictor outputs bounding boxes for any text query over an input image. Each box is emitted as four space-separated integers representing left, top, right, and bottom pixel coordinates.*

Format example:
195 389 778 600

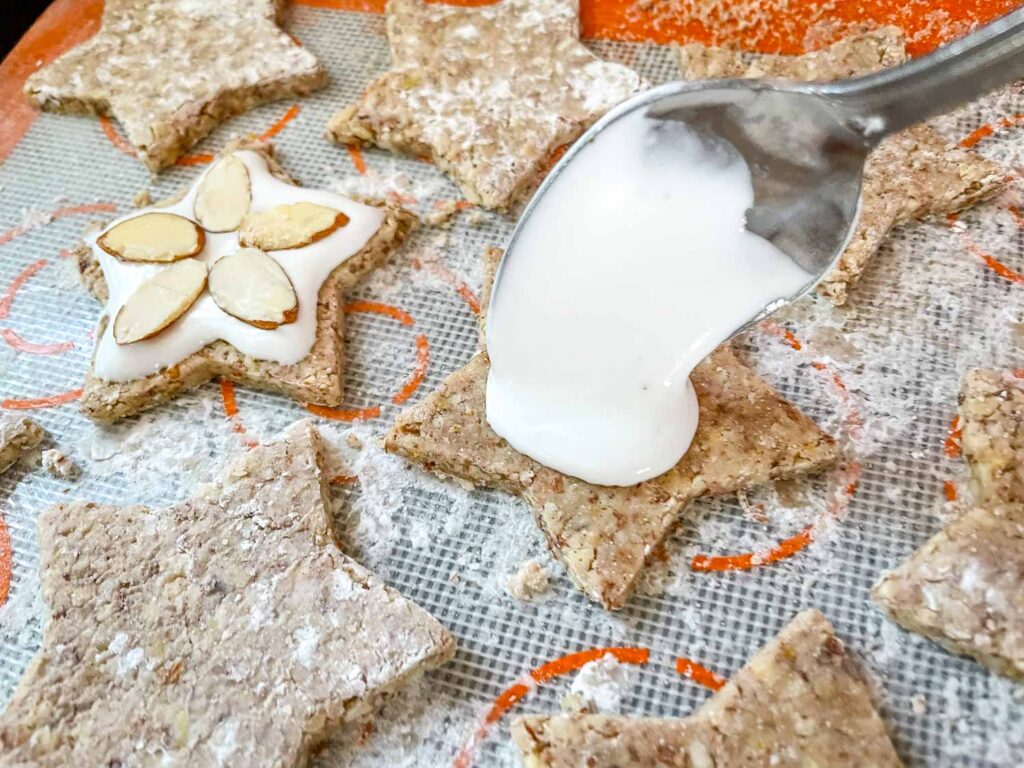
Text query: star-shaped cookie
873 370 1024 679
0 422 455 765
385 249 837 609
327 0 644 210
679 28 1005 305
76 141 415 423
0 416 44 476
511 610 903 767
24 0 325 171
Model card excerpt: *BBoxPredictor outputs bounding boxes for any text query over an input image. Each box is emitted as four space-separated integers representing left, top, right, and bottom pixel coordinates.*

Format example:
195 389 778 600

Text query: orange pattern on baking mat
293 0 1015 56
0 203 117 249
1 329 74 355
347 145 368 175
0 514 10 607
690 322 863 572
675 657 727 690
947 211 1024 285
1 388 82 410
409 255 482 315
452 644 732 766
219 379 259 448
453 646 651 768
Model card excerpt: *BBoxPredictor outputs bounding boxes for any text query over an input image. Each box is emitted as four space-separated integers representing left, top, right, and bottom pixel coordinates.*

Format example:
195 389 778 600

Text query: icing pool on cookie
91 150 385 382
486 110 812 486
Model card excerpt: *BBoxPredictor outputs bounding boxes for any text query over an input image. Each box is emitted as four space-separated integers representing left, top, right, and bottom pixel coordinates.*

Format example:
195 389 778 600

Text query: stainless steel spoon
491 7 1024 329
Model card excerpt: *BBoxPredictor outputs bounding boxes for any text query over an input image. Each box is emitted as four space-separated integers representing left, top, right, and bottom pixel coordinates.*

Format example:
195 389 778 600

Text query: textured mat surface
0 6 1022 766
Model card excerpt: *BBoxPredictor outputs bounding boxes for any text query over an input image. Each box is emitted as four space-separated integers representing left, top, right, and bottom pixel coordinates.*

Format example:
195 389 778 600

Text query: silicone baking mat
1 1 1023 765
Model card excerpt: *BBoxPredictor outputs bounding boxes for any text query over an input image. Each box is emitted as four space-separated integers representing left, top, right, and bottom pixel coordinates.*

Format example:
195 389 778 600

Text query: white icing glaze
91 150 386 382
486 110 812 486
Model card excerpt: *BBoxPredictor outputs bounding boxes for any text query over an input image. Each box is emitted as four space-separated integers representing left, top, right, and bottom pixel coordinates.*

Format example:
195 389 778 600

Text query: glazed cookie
327 0 643 210
0 422 455 765
385 249 837 610
511 610 903 767
24 0 325 171
679 28 1005 305
76 141 415 423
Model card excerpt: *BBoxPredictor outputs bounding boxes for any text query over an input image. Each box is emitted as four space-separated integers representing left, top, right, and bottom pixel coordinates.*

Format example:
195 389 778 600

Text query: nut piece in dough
239 202 349 250
98 212 205 263
194 155 252 232
209 248 298 330
113 259 207 344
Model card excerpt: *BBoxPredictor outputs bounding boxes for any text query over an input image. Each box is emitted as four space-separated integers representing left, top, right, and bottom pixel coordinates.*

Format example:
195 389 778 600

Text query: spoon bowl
490 6 1024 337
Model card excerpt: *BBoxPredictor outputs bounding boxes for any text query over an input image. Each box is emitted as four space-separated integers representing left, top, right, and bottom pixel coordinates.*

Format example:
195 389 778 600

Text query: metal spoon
491 7 1024 330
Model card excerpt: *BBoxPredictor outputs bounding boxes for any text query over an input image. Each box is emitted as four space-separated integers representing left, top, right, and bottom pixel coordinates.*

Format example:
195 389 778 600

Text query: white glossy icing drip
485 110 812 486
91 150 385 382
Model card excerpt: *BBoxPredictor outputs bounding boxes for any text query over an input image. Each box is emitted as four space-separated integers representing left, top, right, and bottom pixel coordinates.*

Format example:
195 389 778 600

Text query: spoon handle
822 6 1024 141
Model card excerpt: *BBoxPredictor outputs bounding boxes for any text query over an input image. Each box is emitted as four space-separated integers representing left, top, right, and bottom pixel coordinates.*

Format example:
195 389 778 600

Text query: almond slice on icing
238 202 349 251
113 259 207 344
98 212 205 263
194 155 252 232
209 248 298 330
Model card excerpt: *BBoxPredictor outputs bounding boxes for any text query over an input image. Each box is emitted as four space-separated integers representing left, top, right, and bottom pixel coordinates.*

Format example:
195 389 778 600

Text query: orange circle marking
947 211 1024 285
452 646 650 768
219 379 258 448
675 657 726 690
692 323 863 572
943 480 959 502
944 415 963 459
259 104 300 141
959 113 1024 149
1 328 74 355
2 387 83 410
344 299 414 325
306 301 431 419
305 403 383 422
0 259 47 319
0 203 117 249
347 145 368 175
0 514 10 607
392 333 429 405
409 255 482 316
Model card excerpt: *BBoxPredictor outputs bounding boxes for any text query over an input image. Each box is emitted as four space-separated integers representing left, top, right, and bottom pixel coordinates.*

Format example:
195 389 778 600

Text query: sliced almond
238 202 349 251
113 259 207 344
209 248 298 330
194 154 251 232
98 212 205 263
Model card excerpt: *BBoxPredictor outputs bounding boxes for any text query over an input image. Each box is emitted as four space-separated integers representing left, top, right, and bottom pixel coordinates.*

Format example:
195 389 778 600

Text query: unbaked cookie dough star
0 422 455 766
511 611 903 767
873 369 1024 679
385 250 837 610
679 28 1006 305
75 141 414 423
24 0 325 171
327 0 644 210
